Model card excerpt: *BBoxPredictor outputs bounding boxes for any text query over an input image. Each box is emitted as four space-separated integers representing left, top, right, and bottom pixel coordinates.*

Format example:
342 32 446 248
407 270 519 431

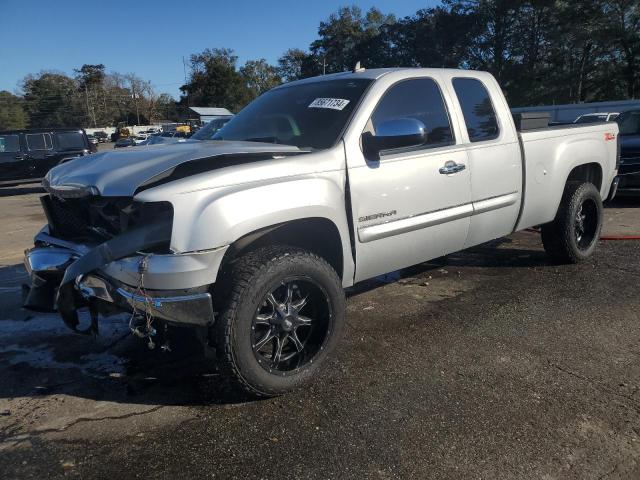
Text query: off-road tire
213 246 346 397
541 182 603 264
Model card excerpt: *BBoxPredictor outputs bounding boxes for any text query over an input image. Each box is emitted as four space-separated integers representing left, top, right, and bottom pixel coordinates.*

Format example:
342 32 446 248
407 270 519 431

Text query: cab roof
275 67 491 89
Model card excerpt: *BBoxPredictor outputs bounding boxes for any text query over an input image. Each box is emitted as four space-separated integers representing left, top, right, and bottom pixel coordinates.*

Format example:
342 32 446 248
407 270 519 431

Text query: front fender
140 172 354 286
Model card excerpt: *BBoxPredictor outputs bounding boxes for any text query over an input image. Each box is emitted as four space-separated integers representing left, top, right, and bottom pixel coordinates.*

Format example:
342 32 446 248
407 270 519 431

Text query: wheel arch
565 162 603 191
220 217 348 283
220 217 352 284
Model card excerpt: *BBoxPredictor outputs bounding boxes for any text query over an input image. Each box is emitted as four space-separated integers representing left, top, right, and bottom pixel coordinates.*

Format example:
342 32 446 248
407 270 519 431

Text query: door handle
439 161 466 175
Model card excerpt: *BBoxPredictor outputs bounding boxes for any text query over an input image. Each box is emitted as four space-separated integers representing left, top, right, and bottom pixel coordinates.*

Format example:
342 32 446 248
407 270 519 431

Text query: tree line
180 0 639 113
0 64 178 130
1 0 638 130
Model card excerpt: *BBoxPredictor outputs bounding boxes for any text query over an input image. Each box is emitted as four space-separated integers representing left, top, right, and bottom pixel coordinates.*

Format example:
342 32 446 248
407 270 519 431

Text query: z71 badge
358 210 397 223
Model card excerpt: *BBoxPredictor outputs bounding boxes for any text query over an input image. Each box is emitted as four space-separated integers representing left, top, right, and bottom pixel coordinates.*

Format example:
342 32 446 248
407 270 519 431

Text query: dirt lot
1 185 640 479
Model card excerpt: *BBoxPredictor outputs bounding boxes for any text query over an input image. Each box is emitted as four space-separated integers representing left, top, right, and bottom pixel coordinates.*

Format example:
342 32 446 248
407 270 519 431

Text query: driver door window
371 78 455 151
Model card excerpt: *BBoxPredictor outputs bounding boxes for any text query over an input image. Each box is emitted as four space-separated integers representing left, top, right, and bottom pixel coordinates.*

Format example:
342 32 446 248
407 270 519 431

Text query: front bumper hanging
23 228 223 332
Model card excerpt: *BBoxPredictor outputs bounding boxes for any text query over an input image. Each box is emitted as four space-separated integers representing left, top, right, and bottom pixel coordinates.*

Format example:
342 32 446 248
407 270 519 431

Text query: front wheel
541 182 603 263
213 246 346 397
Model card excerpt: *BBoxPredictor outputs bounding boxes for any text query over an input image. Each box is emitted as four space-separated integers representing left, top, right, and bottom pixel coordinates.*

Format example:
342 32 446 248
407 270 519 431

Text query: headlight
42 177 99 199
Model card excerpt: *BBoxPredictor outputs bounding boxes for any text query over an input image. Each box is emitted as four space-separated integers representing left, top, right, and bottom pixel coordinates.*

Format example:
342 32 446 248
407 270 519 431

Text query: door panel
0 134 27 182
346 76 473 283
349 147 471 282
449 77 522 248
25 133 54 178
464 142 522 247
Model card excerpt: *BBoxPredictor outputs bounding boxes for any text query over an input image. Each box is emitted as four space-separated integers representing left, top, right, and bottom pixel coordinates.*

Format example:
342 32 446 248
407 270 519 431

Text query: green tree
0 91 27 129
383 4 478 68
604 0 640 98
181 48 253 112
240 58 281 97
277 48 324 81
310 6 396 73
21 71 84 128
74 64 106 127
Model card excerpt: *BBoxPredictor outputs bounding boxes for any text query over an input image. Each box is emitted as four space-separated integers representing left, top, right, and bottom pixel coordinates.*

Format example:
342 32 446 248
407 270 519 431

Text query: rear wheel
213 246 345 397
541 182 603 263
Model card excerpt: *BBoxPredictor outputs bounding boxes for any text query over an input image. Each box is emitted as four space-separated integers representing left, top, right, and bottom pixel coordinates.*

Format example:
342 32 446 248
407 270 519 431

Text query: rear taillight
616 134 621 169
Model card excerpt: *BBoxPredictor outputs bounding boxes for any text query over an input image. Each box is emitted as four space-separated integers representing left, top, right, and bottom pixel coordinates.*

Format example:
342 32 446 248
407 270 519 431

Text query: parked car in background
133 134 148 145
160 131 187 138
139 135 186 146
615 110 640 195
113 137 136 148
574 112 619 124
86 134 99 148
26 68 618 396
190 116 233 140
94 131 109 143
0 128 94 184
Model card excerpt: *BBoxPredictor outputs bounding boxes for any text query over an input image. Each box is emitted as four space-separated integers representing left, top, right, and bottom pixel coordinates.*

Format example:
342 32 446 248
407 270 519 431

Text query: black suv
616 110 640 195
0 128 96 184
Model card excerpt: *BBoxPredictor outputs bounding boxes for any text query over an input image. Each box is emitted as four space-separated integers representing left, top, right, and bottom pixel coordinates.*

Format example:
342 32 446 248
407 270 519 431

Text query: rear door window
0 135 20 153
26 133 53 151
371 78 455 149
452 78 499 142
54 132 86 151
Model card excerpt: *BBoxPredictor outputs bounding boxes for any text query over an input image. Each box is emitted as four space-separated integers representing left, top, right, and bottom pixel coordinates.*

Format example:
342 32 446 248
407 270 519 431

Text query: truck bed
515 122 619 230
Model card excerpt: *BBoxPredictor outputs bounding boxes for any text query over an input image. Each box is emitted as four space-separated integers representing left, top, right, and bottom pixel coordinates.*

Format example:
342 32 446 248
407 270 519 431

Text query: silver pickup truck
24 68 619 396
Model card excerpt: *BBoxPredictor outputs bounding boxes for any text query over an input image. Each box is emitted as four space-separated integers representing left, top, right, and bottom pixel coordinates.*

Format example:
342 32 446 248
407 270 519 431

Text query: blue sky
0 0 438 98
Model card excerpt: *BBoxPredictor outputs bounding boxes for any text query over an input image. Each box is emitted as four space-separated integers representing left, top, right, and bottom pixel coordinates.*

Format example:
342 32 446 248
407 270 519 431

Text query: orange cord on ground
599 235 640 240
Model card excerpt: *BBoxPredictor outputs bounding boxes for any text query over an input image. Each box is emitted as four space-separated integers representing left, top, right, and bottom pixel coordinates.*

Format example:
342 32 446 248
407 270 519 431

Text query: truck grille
42 195 91 239
41 195 173 247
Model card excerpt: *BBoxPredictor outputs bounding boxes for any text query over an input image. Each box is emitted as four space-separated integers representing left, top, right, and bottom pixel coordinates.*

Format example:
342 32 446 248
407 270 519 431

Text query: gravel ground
0 184 639 479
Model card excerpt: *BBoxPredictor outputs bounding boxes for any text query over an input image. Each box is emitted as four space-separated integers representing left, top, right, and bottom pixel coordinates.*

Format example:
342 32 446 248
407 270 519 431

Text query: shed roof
189 107 233 116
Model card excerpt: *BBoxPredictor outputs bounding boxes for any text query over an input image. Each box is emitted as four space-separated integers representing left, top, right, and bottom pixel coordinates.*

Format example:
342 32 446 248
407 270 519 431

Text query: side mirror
362 118 427 157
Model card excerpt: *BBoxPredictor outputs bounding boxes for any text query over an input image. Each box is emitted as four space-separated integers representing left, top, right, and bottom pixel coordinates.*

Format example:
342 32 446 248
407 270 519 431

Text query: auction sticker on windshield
308 98 350 110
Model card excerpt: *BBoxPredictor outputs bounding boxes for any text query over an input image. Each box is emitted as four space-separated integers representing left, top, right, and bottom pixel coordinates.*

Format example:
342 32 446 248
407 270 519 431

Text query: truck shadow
0 237 548 407
349 236 549 297
604 197 640 209
0 315 256 407
0 262 260 407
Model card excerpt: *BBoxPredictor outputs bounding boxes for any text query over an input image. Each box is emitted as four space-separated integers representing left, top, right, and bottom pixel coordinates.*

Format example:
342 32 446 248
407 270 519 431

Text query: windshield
616 111 640 135
213 78 373 149
191 117 232 140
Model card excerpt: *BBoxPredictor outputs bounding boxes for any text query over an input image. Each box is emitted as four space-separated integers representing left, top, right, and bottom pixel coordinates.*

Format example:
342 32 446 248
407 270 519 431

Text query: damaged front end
24 184 217 338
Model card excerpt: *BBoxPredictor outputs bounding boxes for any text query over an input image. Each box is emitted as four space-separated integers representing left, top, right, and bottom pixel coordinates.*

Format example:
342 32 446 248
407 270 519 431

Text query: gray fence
511 99 640 123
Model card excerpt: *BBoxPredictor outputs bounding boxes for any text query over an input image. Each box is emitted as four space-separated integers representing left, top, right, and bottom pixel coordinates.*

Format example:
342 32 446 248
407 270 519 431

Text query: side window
452 78 499 142
0 135 20 153
55 132 86 151
371 78 454 149
26 133 53 151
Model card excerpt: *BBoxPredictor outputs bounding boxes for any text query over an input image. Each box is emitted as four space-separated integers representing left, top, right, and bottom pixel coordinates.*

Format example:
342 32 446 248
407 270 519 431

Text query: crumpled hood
46 140 303 197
